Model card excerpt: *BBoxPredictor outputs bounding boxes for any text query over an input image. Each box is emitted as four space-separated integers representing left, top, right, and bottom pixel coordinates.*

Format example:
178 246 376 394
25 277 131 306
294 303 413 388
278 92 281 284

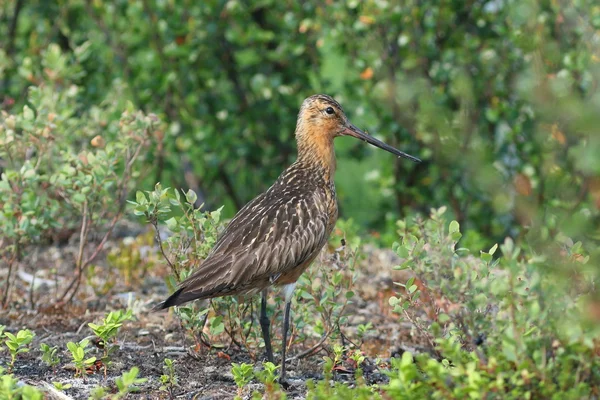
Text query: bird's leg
279 298 292 385
260 289 274 363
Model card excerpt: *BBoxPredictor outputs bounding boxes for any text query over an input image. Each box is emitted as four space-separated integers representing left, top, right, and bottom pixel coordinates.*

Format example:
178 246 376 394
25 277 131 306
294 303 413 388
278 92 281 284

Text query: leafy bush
131 183 361 364
385 208 599 398
40 343 60 368
0 43 158 306
306 209 600 398
88 309 134 375
114 367 147 398
3 329 34 371
159 358 178 396
3 1 599 244
0 366 42 400
66 339 96 378
320 0 600 245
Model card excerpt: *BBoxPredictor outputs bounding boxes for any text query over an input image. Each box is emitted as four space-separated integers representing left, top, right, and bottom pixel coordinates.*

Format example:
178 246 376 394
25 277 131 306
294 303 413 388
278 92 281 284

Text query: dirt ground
1 223 431 399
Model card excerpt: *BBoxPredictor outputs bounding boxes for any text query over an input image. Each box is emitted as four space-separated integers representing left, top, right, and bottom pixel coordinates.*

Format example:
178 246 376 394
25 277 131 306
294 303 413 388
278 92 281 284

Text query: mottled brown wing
153 188 329 310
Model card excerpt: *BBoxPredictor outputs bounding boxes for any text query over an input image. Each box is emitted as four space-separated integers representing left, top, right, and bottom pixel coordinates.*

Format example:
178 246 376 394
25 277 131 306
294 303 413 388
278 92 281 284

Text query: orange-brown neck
295 128 336 180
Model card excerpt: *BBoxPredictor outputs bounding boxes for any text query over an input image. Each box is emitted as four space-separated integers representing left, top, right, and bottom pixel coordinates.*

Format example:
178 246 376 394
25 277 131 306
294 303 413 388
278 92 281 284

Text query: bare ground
1 223 431 399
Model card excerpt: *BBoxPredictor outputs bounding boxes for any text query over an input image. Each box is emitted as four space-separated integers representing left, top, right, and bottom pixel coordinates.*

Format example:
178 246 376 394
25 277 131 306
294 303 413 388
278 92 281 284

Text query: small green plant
231 362 254 400
356 322 373 344
0 366 43 399
306 358 379 400
88 386 107 400
40 343 60 368
129 184 223 349
253 362 282 398
255 361 278 385
52 381 72 391
114 367 147 399
349 350 366 379
88 309 133 375
4 329 35 371
159 358 178 396
66 339 96 378
322 344 345 377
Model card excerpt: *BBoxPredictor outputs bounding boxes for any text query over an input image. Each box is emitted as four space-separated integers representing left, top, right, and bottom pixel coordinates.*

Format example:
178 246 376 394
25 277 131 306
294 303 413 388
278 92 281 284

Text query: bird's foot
278 377 290 390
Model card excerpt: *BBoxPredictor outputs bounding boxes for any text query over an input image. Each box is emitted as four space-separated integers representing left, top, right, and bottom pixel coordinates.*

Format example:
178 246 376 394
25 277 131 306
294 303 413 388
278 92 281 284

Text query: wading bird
153 94 420 384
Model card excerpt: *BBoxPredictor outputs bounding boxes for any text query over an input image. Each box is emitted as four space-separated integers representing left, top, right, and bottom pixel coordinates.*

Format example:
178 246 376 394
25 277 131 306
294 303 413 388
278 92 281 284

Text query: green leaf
136 191 147 205
438 313 450 323
23 105 35 120
449 220 460 234
489 243 498 255
396 245 410 258
72 193 86 204
185 189 197 205
480 251 492 263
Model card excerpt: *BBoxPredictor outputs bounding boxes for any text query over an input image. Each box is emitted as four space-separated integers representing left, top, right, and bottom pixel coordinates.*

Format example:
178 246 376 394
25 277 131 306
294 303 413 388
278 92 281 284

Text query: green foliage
5 0 598 241
0 367 43 400
0 42 158 306
40 343 60 368
66 339 96 378
88 367 148 400
252 209 598 399
159 358 178 395
292 244 359 353
114 367 147 398
322 0 600 243
3 330 34 371
356 322 373 344
255 362 279 386
88 310 133 343
231 362 254 400
88 386 108 400
2 0 599 245
52 382 72 391
384 209 599 398
129 183 223 347
306 366 380 400
88 309 133 374
1 1 325 219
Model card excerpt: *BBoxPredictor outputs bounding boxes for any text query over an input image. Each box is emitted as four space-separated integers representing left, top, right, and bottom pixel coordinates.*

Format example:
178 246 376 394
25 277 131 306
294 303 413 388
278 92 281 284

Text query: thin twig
152 220 175 274
28 271 36 310
58 199 90 302
58 138 147 304
1 243 19 308
286 331 332 362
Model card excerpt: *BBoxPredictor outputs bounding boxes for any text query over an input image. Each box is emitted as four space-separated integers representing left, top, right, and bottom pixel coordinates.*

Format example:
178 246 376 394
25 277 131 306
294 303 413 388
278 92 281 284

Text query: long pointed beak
343 124 421 163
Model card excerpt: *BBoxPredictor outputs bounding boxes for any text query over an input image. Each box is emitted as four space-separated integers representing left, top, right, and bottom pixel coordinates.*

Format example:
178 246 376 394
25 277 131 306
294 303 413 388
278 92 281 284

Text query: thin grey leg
279 299 292 385
260 289 274 363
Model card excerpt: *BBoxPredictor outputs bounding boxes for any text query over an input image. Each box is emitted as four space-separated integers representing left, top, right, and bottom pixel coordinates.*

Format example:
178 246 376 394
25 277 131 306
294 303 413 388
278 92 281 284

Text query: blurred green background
2 0 599 252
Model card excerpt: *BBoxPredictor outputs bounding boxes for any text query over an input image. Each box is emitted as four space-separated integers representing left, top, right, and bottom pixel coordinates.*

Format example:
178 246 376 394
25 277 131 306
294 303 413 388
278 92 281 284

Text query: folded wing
153 189 329 310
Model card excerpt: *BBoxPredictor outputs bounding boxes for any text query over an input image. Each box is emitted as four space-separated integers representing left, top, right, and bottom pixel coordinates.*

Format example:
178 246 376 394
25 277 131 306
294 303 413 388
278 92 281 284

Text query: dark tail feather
151 287 185 312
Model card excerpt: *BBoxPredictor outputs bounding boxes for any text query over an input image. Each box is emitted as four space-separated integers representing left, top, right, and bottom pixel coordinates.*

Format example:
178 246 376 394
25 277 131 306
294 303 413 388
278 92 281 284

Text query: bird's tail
150 287 185 312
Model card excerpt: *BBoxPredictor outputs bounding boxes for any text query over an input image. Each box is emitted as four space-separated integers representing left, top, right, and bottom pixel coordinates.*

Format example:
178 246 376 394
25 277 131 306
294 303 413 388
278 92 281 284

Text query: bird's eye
325 107 335 115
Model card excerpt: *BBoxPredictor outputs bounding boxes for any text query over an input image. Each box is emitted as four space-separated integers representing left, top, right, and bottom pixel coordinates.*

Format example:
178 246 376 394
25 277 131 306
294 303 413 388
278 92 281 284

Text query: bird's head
295 94 421 163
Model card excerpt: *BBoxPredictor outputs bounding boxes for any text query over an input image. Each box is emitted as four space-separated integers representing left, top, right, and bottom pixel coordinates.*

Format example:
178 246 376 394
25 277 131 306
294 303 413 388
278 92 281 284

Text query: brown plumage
153 94 420 384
